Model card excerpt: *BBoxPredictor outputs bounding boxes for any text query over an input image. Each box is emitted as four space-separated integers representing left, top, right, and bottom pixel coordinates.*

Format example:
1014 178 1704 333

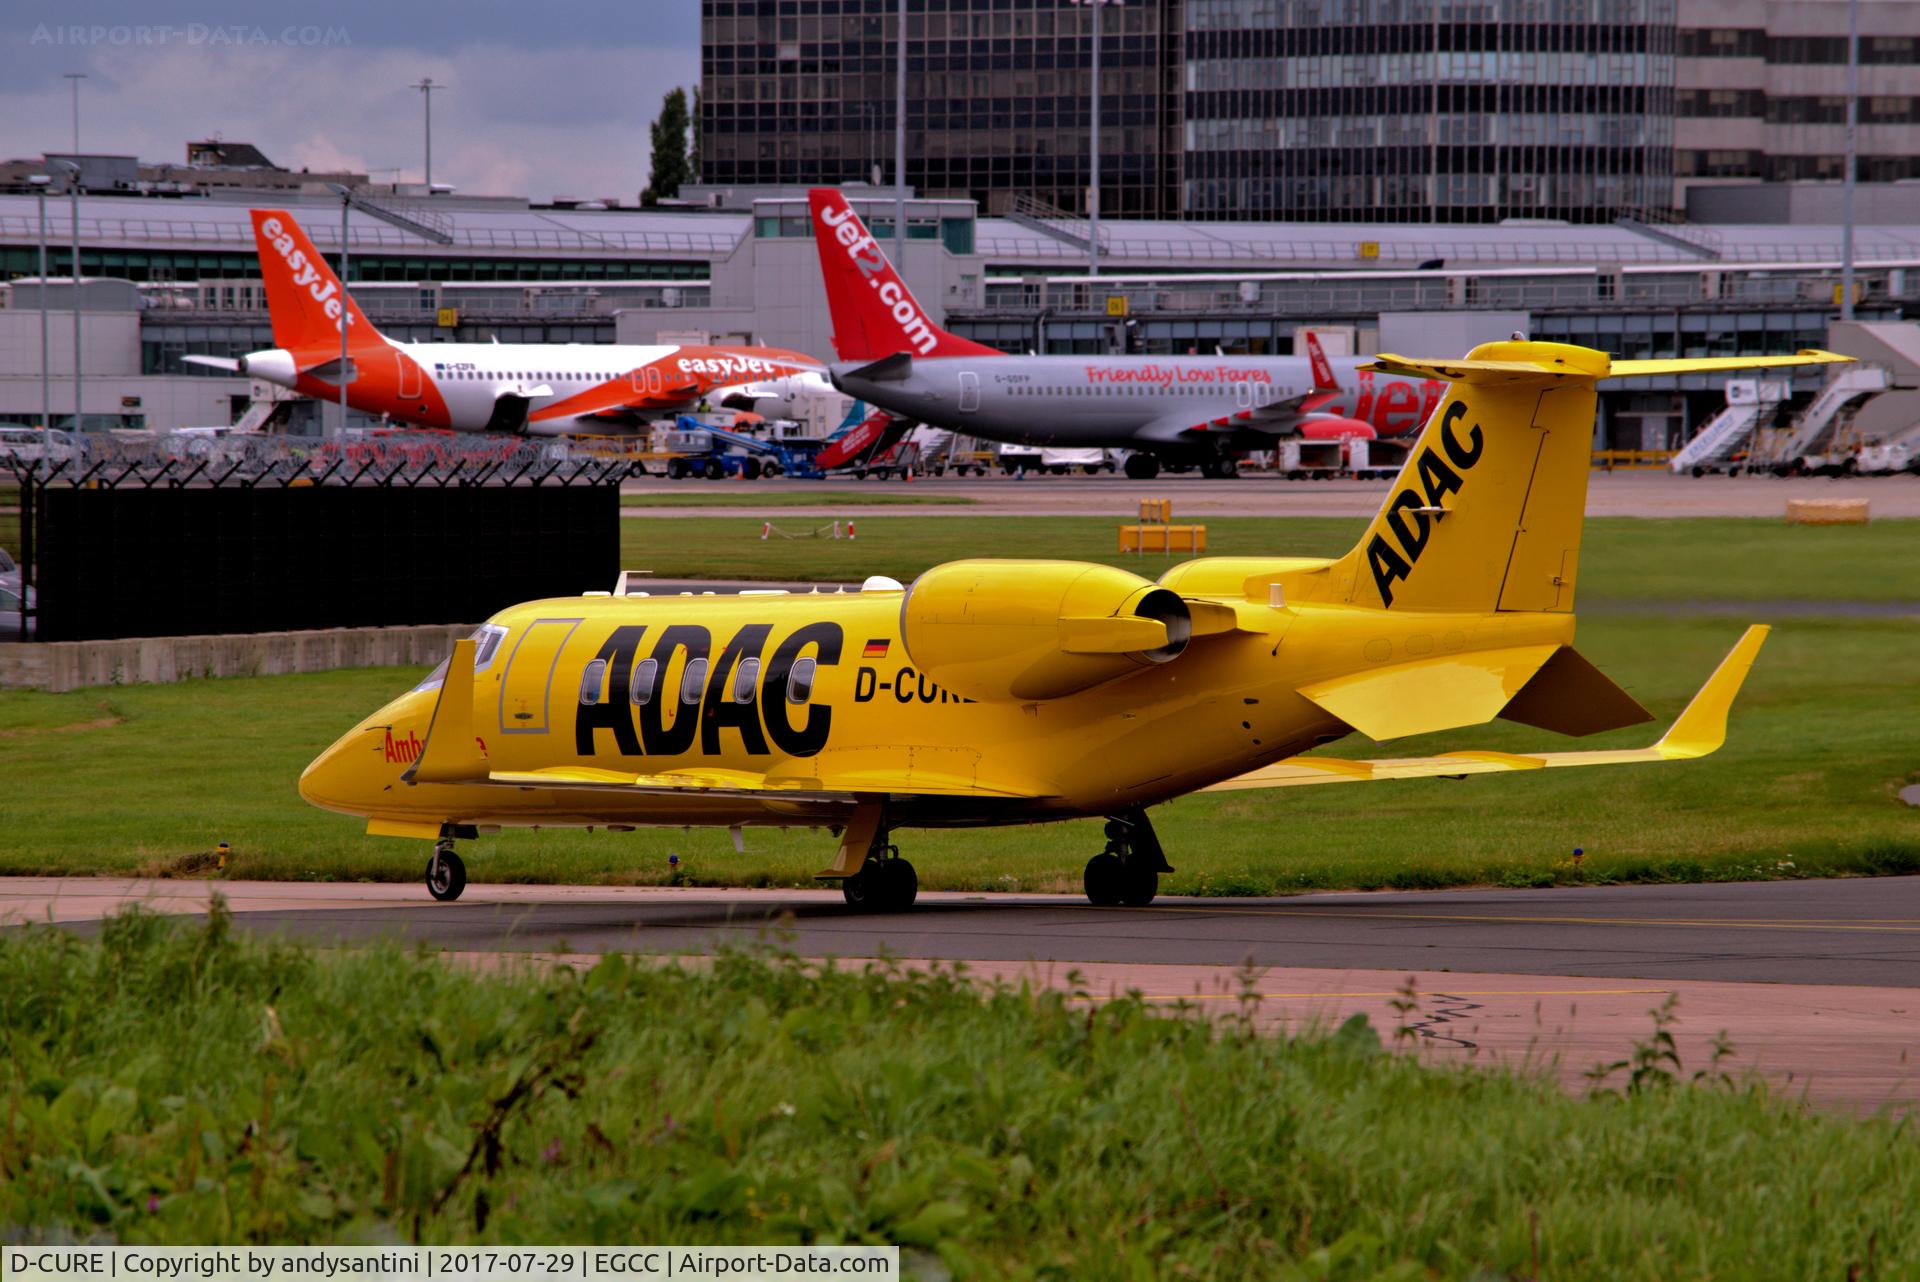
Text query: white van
0 426 83 468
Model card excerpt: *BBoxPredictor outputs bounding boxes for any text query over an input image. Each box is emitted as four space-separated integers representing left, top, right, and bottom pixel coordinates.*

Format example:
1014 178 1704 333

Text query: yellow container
1137 498 1172 523
1119 524 1207 553
1786 498 1869 525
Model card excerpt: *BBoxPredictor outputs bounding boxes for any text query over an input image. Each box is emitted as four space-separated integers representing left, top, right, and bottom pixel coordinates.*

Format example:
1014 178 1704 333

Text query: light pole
29 175 49 433
413 78 442 189
1841 0 1859 323
894 0 906 266
1076 0 1119 276
51 158 83 432
339 192 351 436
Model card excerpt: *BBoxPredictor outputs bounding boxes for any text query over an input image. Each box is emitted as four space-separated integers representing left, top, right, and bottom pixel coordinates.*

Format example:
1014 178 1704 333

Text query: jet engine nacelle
1301 416 1377 442
901 560 1192 702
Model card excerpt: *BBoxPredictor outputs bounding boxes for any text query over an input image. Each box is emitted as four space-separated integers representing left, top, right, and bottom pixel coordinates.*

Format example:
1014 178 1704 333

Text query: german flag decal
863 638 890 658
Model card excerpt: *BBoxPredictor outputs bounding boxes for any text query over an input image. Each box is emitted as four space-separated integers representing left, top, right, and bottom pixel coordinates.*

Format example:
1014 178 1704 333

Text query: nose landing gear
1083 810 1172 907
426 838 468 902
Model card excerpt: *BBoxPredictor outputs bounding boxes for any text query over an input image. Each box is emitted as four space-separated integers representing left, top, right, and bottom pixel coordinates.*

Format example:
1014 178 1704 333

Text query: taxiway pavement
7 875 1916 1110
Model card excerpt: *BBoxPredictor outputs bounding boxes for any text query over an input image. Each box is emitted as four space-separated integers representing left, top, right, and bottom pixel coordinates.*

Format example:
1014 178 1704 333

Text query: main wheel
1123 453 1160 481
703 458 726 480
881 858 917 910
1084 851 1124 906
843 857 918 912
666 457 687 480
1116 861 1158 908
426 846 467 902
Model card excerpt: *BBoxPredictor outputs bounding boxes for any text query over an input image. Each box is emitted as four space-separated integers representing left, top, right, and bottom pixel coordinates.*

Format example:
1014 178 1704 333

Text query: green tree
643 87 692 206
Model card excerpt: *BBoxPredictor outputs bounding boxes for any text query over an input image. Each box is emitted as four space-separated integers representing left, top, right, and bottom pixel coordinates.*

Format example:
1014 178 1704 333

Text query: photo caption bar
2 1248 898 1282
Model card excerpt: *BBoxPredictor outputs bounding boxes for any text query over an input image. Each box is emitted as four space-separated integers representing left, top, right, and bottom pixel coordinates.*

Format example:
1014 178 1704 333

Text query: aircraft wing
1137 391 1329 442
1204 626 1768 792
531 375 705 423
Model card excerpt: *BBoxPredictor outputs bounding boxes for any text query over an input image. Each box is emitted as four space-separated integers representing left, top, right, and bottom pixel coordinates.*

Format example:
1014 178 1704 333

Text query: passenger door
958 371 980 412
497 618 582 736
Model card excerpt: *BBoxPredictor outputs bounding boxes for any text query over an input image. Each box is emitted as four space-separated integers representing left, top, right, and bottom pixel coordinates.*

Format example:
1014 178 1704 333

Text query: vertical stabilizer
250 208 382 354
807 188 999 362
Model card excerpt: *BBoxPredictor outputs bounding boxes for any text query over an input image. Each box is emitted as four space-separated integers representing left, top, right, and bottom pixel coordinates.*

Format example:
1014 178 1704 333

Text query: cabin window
787 657 817 703
680 657 708 704
629 657 658 705
578 659 607 705
733 657 760 703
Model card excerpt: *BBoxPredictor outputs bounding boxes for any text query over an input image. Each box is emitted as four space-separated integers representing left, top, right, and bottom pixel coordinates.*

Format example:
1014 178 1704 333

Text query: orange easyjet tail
250 209 383 355
808 188 999 362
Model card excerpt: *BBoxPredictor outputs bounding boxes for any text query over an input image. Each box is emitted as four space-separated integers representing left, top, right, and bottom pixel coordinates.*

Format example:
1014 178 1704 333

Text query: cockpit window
412 623 511 693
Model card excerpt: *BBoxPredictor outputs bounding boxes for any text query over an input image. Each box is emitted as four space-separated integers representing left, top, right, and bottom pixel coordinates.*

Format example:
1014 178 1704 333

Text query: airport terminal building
0 165 1917 447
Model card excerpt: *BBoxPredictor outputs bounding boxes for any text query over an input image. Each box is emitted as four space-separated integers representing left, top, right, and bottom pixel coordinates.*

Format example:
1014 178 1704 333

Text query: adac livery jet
185 208 824 436
808 188 1447 479
300 339 1849 909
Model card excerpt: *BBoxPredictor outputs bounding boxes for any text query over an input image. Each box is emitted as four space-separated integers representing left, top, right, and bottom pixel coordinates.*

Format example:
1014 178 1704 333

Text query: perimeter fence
3 432 638 643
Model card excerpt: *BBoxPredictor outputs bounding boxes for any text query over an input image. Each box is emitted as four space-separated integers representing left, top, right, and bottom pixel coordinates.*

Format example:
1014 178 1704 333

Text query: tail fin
1303 330 1336 392
807 188 999 362
250 209 380 354
1327 342 1853 614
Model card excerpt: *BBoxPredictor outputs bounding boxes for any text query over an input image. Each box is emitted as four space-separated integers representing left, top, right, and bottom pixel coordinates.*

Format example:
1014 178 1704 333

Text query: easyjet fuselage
241 340 819 437
834 355 1444 455
298 579 1575 832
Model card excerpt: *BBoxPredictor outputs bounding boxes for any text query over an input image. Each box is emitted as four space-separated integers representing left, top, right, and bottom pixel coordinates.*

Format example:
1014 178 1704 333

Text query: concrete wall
0 623 469 693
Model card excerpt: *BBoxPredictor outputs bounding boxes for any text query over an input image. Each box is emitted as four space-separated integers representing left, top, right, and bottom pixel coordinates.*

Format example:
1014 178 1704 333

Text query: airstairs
1751 364 1889 470
1670 393 1775 474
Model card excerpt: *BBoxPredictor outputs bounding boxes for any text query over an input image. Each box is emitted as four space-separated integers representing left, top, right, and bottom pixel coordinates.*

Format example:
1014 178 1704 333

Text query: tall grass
2 908 1916 1276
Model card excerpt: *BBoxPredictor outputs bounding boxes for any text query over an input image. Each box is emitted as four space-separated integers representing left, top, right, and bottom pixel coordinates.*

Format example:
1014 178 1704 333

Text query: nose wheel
426 840 467 902
1083 811 1172 907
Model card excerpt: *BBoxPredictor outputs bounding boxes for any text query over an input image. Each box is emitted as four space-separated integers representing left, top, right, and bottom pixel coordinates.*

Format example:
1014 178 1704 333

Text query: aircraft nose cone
298 732 369 814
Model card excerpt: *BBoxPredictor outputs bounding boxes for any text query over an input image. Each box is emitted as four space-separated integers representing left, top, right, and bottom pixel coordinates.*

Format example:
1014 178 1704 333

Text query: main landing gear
1123 452 1161 481
1083 809 1173 908
427 837 468 902
842 842 918 913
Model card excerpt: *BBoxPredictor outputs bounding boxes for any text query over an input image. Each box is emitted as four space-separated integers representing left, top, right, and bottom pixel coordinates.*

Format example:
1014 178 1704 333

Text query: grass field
619 514 1920 601
2 611 1912 891
5 515 1913 890
622 489 976 508
2 909 1916 1271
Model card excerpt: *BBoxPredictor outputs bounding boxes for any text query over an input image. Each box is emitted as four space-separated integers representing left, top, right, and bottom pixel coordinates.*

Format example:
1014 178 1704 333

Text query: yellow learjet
300 341 1848 908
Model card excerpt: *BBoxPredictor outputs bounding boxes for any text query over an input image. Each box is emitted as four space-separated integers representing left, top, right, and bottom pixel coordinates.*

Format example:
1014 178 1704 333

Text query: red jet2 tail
251 209 382 355
808 188 999 362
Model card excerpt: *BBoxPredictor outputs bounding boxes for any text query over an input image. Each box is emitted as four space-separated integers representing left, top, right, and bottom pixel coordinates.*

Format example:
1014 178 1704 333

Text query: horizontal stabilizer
843 351 914 383
1498 645 1654 737
182 354 243 373
1206 626 1768 793
1364 346 1852 387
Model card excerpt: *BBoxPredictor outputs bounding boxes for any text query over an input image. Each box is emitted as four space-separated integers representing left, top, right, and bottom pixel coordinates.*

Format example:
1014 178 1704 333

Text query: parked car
0 581 32 640
0 426 83 471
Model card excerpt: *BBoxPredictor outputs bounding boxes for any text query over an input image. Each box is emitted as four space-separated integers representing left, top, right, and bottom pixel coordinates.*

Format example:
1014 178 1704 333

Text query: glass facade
1183 0 1676 222
699 0 1185 217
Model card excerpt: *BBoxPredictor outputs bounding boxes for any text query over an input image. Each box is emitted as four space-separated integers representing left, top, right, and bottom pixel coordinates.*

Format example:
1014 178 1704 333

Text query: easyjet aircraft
185 208 824 436
299 339 1848 908
808 188 1446 479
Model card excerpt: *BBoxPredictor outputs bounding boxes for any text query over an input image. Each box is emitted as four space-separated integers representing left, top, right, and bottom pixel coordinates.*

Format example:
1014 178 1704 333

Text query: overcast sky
0 1 701 201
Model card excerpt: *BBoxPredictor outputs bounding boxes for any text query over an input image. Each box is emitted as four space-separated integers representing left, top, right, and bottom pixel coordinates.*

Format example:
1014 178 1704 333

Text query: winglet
405 638 489 784
1653 625 1770 759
